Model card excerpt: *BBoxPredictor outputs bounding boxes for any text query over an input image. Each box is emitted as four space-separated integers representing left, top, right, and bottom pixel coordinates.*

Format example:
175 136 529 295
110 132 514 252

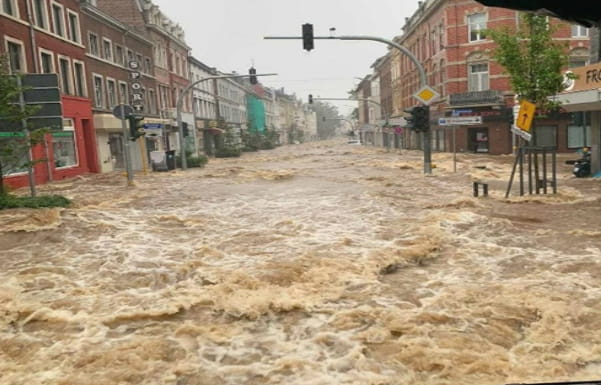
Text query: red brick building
0 0 99 188
387 0 591 154
95 0 192 155
80 1 160 173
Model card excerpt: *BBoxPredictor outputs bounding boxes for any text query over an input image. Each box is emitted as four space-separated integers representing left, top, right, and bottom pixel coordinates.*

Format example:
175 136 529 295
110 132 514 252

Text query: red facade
0 0 98 189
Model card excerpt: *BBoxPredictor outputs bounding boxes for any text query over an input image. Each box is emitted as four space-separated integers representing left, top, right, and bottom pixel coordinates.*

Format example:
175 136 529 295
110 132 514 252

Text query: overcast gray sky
151 0 419 115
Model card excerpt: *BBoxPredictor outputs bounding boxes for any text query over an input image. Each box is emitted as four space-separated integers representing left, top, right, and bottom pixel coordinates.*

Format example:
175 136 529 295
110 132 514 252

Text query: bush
0 194 71 210
215 147 241 158
176 155 209 168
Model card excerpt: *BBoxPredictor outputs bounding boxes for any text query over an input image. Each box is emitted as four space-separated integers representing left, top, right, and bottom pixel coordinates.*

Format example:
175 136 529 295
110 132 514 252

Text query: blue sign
143 123 163 129
452 109 473 117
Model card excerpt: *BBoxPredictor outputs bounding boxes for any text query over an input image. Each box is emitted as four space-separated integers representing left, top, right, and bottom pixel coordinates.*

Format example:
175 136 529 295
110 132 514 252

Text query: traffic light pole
121 103 134 186
265 34 432 174
176 73 276 170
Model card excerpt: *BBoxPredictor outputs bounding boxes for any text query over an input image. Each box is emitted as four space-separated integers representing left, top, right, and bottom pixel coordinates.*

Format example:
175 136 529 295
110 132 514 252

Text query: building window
468 63 489 91
5 38 26 74
102 38 113 61
67 10 80 43
144 57 152 74
106 79 117 109
569 48 589 68
148 89 156 114
52 125 78 168
58 56 72 94
534 126 557 147
571 24 588 38
567 112 591 148
468 13 487 42
115 45 124 66
73 61 86 97
0 135 29 175
93 75 104 108
39 49 54 74
1 0 18 17
88 33 99 56
119 81 128 104
51 2 65 37
136 53 143 68
32 0 49 29
126 49 134 64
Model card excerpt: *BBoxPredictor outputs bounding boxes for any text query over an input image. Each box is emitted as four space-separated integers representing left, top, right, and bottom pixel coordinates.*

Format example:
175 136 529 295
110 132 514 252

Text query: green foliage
0 193 71 210
241 130 261 152
0 55 48 196
175 151 209 168
215 127 241 157
488 13 573 110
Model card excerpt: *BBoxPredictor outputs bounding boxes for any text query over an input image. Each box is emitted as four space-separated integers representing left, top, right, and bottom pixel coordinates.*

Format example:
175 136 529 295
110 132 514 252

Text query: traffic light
404 106 429 132
128 115 145 141
404 107 417 131
308 94 313 104
302 23 314 51
249 67 257 85
415 106 430 131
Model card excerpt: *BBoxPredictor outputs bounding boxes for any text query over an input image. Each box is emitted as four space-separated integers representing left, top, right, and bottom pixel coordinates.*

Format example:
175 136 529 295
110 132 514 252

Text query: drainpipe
25 1 39 73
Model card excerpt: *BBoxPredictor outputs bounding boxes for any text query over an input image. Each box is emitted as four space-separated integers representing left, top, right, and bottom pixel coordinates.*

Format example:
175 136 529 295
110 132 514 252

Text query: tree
310 101 342 139
0 56 46 196
488 13 574 112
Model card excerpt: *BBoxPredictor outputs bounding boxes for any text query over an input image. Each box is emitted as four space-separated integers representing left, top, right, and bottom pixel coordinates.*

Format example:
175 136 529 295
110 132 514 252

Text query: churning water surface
1 140 601 385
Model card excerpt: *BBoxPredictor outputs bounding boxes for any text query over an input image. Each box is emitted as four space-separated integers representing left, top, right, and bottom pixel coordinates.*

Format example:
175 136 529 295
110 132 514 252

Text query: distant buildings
0 0 315 189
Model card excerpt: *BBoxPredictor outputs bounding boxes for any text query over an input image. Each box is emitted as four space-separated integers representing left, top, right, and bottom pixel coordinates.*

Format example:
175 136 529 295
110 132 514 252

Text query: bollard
473 182 489 198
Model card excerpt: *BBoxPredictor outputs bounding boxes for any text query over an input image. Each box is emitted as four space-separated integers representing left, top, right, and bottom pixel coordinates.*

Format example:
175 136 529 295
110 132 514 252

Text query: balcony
449 90 504 107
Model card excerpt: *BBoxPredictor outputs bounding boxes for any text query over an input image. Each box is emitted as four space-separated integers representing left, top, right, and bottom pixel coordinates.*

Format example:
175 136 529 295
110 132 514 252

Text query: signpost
438 116 483 173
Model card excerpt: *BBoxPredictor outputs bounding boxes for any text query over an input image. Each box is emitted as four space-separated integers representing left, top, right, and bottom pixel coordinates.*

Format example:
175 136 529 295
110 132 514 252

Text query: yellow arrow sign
517 100 536 132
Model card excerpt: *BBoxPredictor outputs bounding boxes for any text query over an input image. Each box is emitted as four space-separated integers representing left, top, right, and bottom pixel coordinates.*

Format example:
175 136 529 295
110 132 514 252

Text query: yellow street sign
516 100 536 132
414 86 439 105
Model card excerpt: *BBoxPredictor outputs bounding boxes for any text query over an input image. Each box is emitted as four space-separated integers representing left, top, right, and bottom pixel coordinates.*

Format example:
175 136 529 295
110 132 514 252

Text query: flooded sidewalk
1 141 600 385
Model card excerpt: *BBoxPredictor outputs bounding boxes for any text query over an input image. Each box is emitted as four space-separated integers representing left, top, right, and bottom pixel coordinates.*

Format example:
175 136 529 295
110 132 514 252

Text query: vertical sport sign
129 61 144 113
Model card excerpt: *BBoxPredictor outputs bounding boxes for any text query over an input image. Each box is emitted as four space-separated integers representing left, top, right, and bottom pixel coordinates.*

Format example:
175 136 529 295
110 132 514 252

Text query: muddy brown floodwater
1 140 601 385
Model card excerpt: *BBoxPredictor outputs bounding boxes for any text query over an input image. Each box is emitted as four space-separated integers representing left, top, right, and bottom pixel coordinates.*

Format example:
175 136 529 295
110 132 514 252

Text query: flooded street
1 141 601 385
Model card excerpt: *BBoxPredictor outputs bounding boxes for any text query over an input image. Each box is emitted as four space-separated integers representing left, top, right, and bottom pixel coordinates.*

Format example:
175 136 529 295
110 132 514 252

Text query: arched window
569 48 589 68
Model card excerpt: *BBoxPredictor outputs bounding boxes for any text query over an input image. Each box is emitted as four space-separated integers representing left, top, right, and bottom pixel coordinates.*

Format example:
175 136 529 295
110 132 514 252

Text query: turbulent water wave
1 140 600 385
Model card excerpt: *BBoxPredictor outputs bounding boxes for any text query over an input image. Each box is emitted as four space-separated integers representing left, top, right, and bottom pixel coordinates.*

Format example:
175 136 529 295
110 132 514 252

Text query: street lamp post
176 73 276 170
265 33 435 174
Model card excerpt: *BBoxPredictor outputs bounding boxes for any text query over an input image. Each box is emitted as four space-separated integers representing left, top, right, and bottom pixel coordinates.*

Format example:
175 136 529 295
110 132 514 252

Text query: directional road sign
516 100 536 132
112 104 134 120
438 116 483 126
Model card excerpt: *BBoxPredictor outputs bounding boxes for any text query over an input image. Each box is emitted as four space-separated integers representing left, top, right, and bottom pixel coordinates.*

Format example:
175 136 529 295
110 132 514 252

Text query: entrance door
468 127 489 153
108 133 125 170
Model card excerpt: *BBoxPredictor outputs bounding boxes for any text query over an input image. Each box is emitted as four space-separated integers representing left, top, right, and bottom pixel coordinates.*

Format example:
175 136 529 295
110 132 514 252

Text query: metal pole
121 103 134 185
453 126 457 173
17 77 36 197
176 73 277 170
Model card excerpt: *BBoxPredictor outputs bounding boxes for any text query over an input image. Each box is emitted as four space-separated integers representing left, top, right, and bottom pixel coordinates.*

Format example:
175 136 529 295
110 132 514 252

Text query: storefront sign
438 116 483 125
129 61 144 113
562 63 601 93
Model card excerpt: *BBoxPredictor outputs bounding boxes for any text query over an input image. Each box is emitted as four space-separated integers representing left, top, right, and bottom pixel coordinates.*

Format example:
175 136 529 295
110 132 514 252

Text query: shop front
555 63 601 175
3 96 98 189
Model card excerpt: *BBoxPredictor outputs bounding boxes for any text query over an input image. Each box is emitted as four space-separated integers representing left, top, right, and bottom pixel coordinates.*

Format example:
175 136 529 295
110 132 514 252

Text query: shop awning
555 89 601 112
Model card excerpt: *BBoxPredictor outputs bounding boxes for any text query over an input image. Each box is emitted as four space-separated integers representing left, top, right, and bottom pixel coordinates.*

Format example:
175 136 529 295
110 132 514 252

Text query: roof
475 0 601 27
